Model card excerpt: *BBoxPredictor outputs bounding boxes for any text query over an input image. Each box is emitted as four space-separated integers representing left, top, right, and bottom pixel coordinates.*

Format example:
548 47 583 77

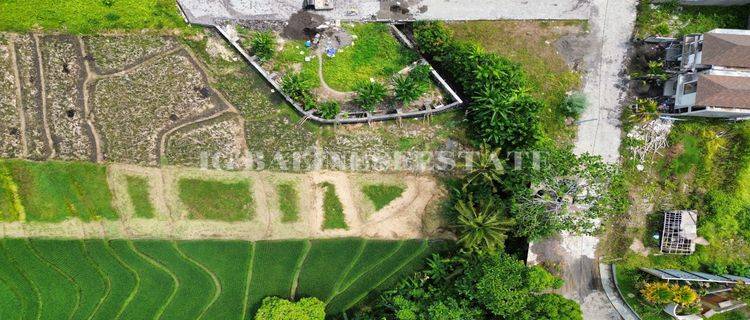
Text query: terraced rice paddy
0 238 434 319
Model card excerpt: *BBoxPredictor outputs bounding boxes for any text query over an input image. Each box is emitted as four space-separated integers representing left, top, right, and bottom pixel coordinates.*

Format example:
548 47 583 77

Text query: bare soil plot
0 35 23 158
164 113 247 169
83 35 178 74
40 35 94 161
90 49 227 166
13 35 50 160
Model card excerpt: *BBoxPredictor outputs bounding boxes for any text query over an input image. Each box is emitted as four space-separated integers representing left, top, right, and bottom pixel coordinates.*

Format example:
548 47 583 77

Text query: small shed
660 210 698 254
304 0 334 10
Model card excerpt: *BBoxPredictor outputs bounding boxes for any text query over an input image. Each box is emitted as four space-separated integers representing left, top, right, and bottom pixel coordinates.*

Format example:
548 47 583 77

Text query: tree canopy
254 297 325 320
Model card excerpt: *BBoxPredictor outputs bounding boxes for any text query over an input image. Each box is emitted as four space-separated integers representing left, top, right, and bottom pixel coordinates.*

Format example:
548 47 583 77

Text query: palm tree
462 144 504 192
453 197 515 252
353 81 387 112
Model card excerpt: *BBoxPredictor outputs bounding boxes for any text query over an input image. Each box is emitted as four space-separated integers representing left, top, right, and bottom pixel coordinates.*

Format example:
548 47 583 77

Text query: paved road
177 0 590 25
529 0 637 319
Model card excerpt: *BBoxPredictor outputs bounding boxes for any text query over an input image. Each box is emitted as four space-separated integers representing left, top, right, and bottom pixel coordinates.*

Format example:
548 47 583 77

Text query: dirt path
8 35 29 158
32 34 55 159
315 54 354 102
1 165 445 241
77 37 104 163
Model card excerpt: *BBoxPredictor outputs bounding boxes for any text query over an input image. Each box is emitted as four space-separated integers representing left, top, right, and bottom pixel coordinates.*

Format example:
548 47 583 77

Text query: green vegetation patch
0 239 431 319
321 182 347 230
178 241 252 320
2 239 78 320
447 20 583 144
322 23 418 91
178 178 254 221
83 240 138 320
0 165 23 221
297 239 365 300
0 160 116 222
245 240 309 315
109 240 176 320
635 0 750 38
0 0 189 34
362 184 405 211
134 241 216 319
31 240 108 320
277 182 300 222
125 175 155 219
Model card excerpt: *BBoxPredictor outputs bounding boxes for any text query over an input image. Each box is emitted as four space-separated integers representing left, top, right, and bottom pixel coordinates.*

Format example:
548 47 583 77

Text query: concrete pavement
176 0 591 25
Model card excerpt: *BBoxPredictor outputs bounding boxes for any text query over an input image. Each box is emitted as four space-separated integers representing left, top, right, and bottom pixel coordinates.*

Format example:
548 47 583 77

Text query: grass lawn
178 178 254 221
125 176 155 219
277 182 300 222
447 21 583 144
635 0 750 38
321 182 348 230
362 184 404 211
322 23 418 92
272 39 320 87
0 160 117 222
0 0 189 33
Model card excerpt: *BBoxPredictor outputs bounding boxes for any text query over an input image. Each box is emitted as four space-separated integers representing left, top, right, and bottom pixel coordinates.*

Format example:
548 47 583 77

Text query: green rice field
0 238 435 319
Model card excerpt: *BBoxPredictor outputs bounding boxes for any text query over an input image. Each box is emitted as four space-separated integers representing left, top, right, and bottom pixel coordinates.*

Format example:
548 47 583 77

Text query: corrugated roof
702 30 750 69
696 74 750 109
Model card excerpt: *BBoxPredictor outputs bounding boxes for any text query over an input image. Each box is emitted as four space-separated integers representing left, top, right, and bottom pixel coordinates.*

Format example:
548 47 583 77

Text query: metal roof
640 268 750 284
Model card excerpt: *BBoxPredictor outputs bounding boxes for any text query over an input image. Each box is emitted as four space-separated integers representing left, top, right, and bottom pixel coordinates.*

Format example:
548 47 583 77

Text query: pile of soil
283 10 325 40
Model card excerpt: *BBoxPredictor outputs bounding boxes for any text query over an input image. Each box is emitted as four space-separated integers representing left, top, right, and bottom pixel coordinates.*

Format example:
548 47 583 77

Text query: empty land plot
40 36 94 160
322 23 418 92
245 240 308 315
164 113 246 169
326 240 428 314
322 182 347 230
83 240 138 320
134 241 216 320
2 239 78 320
178 178 254 221
178 241 252 320
84 36 178 74
125 175 155 219
0 239 39 320
296 239 364 300
0 160 116 222
361 184 405 211
31 240 107 320
277 182 300 222
13 35 49 160
0 35 22 158
91 50 222 166
109 240 175 320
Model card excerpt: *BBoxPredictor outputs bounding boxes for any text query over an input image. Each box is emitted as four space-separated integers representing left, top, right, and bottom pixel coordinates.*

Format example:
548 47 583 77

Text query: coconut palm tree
453 197 515 252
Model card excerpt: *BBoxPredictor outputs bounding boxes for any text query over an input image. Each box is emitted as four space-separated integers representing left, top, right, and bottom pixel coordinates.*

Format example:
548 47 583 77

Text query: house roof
696 74 750 109
702 29 750 69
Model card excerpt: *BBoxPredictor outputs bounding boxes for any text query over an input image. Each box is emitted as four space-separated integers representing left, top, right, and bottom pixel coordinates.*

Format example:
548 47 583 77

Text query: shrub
393 74 426 105
281 72 315 110
673 285 699 306
318 101 340 120
562 92 587 117
641 282 676 305
353 81 387 112
254 297 325 320
409 64 432 85
729 262 750 277
413 21 540 152
250 31 275 62
101 0 115 7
